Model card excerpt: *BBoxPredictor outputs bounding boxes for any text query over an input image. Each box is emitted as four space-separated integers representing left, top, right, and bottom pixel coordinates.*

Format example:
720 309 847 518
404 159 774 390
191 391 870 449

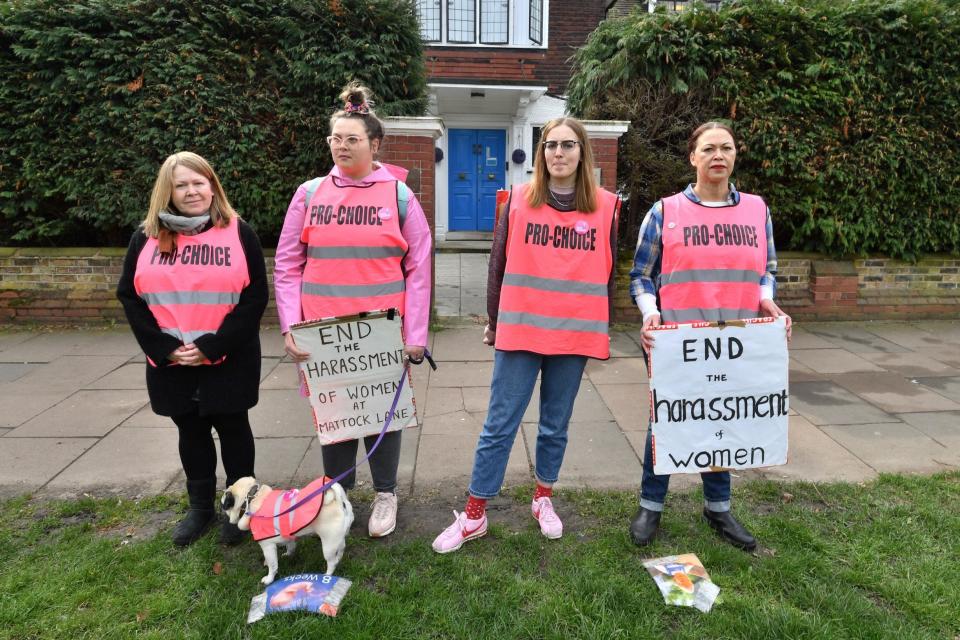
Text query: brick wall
379 134 436 230
612 253 960 323
425 0 607 94
591 138 619 192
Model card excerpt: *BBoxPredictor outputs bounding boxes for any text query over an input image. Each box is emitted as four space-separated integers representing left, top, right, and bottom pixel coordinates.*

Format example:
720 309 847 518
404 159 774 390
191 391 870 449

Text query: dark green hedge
568 0 960 260
0 0 426 246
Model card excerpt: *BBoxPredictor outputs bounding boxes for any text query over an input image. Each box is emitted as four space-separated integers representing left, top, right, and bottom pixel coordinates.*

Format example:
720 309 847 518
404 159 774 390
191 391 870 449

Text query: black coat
116 219 269 417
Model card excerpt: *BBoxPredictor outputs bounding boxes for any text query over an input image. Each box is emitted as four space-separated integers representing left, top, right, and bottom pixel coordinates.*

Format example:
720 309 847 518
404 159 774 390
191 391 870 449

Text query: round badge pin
667 222 677 229
574 220 590 235
378 208 393 221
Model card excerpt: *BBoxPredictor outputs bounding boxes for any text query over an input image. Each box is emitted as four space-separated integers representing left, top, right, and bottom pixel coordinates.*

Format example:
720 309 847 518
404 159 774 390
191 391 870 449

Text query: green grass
1 473 958 639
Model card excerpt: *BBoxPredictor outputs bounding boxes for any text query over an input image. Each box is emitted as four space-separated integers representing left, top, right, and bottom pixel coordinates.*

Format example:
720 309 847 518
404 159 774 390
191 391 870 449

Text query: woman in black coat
117 151 268 546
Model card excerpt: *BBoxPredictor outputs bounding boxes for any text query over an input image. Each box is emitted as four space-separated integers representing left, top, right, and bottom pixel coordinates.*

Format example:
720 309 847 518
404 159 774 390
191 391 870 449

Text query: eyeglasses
326 135 368 149
542 140 580 152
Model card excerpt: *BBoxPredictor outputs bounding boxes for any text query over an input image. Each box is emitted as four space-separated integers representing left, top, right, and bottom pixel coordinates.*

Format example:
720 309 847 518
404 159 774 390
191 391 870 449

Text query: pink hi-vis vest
250 476 331 542
300 177 408 322
659 192 767 323
495 185 619 359
134 222 249 365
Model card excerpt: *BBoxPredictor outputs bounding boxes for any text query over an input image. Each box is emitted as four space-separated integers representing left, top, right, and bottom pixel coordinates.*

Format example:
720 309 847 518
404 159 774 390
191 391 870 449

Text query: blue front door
448 129 506 231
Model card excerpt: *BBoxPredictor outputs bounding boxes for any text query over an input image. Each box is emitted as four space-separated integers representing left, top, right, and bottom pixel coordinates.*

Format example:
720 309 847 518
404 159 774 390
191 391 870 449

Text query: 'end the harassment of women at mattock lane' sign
649 317 789 475
290 312 417 445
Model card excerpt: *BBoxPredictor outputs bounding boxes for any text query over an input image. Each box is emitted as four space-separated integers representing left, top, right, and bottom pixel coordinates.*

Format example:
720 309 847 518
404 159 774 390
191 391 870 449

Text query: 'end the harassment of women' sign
290 312 417 445
649 317 789 475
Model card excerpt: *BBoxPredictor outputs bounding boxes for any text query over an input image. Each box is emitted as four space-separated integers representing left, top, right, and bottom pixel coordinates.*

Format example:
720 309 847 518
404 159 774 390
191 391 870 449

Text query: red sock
464 495 486 520
534 483 553 501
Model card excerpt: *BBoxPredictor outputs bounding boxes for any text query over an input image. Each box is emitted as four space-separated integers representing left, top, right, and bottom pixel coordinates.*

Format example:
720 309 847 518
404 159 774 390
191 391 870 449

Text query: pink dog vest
659 192 767 323
250 476 331 542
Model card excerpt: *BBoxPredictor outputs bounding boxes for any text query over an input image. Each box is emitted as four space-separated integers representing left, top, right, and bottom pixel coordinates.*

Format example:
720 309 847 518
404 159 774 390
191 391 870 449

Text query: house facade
409 0 628 240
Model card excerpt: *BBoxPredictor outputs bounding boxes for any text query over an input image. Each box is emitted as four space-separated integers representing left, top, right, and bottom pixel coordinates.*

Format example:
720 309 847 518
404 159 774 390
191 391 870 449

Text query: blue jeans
468 349 587 499
640 428 731 512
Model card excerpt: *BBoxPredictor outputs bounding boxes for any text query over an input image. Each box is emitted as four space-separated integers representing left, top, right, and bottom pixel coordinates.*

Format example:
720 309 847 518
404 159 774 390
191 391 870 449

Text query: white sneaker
368 492 398 537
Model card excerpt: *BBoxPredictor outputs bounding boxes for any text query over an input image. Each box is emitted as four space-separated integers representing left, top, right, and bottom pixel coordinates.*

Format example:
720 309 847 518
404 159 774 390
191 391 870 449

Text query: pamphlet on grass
643 553 719 612
248 573 352 623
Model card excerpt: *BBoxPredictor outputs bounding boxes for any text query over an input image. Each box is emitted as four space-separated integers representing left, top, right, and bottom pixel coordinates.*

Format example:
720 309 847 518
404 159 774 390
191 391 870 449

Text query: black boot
172 478 216 547
219 477 246 546
629 507 662 546
703 508 757 551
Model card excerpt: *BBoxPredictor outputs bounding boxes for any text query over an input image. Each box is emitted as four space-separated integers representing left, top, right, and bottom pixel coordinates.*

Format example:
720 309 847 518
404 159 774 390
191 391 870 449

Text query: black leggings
171 408 255 486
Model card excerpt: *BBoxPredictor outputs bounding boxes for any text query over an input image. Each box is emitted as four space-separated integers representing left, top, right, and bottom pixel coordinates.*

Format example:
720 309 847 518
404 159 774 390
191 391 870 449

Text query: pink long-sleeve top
274 164 432 347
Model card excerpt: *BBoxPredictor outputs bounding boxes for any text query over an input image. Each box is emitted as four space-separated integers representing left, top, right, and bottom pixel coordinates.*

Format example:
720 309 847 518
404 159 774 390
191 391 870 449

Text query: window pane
416 0 442 42
480 0 509 45
447 0 476 43
529 0 543 45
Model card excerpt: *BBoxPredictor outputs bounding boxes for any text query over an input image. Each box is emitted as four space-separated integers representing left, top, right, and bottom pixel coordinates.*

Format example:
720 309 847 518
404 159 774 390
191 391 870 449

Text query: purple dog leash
247 348 436 519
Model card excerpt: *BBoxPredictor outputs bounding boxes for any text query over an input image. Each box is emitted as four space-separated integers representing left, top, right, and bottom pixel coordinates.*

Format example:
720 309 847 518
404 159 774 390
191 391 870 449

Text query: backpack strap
303 177 325 213
396 181 409 229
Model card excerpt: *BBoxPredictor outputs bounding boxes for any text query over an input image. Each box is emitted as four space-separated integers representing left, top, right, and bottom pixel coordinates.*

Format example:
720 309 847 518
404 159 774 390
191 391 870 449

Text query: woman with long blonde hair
117 151 268 547
433 117 621 553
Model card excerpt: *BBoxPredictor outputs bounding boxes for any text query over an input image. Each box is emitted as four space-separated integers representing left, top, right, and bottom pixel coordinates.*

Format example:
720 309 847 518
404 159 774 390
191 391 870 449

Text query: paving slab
433 328 495 361
120 405 169 428
911 320 960 343
414 432 529 487
0 392 80 429
760 415 876 483
428 361 494 387
294 427 419 493
856 352 960 378
0 331 138 362
820 422 955 474
585 357 648 385
223 436 313 487
860 322 953 349
0 437 99 496
5 355 130 395
47 427 181 493
913 377 960 403
0 428 9 437
259 328 286 358
789 381 903 426
911 346 960 369
789 349 886 374
424 386 465 418
260 360 299 389
82 362 147 389
831 372 960 414
609 330 644 358
804 323 909 353
788 358 827 382
0 363 37 383
461 386 491 413
0 331 35 353
526 420 641 489
595 383 649 431
786 327 837 350
420 410 485 436
8 389 148 437
248 389 319 437
896 412 960 457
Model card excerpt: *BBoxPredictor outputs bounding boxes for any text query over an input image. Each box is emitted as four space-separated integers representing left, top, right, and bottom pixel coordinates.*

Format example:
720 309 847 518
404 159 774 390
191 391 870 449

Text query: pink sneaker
532 496 563 539
431 510 487 554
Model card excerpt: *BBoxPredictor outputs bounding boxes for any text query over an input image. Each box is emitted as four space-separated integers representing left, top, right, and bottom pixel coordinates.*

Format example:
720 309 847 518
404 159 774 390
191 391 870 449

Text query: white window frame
415 0 548 48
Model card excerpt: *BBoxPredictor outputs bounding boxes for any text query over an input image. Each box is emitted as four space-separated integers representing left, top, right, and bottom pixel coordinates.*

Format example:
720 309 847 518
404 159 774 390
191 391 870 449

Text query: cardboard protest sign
290 312 417 445
649 316 788 475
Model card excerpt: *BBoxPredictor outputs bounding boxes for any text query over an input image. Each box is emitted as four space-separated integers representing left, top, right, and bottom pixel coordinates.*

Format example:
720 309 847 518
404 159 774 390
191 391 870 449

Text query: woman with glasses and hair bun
273 81 432 539
432 117 621 553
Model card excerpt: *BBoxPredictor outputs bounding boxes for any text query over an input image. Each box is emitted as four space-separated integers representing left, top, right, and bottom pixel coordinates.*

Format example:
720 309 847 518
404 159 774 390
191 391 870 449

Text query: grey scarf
159 210 210 235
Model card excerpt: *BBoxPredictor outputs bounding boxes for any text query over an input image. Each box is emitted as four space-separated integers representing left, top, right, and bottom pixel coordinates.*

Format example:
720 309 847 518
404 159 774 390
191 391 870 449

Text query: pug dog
221 476 354 585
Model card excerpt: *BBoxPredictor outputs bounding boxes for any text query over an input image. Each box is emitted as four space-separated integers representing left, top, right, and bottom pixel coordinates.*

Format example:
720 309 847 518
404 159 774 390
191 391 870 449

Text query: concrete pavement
2 317 960 499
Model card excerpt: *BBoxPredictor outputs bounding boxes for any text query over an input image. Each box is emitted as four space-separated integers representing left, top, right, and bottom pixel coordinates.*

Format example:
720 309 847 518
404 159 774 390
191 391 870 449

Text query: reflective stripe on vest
659 192 766 324
300 177 408 321
495 185 619 359
134 222 249 365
